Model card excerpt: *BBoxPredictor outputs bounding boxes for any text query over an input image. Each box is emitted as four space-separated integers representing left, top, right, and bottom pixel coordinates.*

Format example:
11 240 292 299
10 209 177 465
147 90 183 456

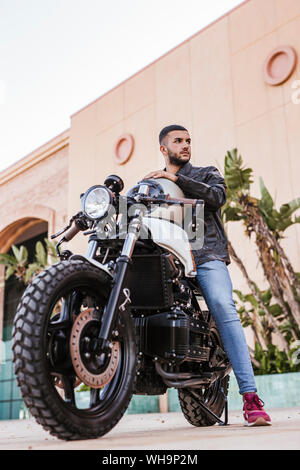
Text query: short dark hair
159 124 188 145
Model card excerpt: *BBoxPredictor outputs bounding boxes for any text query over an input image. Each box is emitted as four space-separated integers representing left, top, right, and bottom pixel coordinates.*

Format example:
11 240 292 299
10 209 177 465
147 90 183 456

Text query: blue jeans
196 260 257 395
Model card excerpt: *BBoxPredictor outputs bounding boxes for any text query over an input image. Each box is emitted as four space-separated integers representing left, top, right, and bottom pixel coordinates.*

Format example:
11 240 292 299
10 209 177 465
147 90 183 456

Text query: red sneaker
243 393 271 426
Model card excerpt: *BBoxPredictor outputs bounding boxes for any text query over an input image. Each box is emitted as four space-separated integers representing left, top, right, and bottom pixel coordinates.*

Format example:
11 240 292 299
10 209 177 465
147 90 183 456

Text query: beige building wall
0 130 70 249
228 0 300 288
0 130 70 346
67 0 300 296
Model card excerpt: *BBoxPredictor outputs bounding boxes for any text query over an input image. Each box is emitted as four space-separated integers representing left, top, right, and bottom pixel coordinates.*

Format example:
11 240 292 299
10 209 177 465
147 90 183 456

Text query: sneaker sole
244 417 271 427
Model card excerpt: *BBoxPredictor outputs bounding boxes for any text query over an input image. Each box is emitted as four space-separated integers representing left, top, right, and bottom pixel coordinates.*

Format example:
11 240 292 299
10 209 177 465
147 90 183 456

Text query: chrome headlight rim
81 185 113 221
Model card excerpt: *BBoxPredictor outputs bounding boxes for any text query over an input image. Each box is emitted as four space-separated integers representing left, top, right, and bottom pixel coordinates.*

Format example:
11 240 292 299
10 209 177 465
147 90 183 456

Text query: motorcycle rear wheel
12 259 136 440
178 326 230 426
178 375 230 426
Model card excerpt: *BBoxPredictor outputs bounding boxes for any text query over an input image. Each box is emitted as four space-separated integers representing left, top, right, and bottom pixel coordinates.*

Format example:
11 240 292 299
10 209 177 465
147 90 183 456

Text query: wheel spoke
60 292 74 321
89 388 100 407
48 319 70 331
61 375 76 405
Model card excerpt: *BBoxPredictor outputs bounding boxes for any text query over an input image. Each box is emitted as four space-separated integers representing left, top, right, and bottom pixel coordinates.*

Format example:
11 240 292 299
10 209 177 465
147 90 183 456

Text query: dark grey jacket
175 162 230 267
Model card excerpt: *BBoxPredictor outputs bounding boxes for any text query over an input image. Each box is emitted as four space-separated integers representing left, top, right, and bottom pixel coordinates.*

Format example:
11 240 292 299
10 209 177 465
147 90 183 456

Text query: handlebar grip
63 223 81 242
166 195 202 207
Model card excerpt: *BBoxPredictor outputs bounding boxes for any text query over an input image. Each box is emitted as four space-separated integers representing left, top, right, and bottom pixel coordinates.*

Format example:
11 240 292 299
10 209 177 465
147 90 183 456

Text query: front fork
86 184 149 355
90 216 142 354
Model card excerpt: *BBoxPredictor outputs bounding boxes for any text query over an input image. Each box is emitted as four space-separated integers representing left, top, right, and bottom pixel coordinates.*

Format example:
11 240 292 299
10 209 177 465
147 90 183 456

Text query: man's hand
143 170 178 182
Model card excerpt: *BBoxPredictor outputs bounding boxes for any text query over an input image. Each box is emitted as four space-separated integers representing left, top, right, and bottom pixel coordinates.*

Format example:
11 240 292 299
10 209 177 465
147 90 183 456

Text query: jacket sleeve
175 166 226 210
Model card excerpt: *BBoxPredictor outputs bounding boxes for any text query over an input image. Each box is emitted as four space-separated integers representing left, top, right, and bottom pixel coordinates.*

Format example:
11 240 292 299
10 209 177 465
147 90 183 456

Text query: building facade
0 131 69 418
1 0 300 418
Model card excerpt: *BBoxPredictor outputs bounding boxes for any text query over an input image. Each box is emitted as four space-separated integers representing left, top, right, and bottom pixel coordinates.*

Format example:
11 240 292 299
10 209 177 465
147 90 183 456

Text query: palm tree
222 149 300 351
0 239 58 284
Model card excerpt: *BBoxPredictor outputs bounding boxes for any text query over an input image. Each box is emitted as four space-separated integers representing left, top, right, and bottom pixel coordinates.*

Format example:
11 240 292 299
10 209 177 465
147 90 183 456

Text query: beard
167 150 190 167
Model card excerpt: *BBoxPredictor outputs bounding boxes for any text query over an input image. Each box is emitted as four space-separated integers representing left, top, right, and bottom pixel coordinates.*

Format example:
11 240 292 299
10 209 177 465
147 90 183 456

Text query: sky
0 0 243 173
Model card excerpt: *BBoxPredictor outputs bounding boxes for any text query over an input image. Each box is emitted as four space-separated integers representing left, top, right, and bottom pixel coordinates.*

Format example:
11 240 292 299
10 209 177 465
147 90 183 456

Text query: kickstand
188 387 229 426
218 386 229 426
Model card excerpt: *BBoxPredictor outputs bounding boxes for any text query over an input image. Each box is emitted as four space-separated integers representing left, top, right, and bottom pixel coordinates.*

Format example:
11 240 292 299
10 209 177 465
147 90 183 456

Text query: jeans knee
208 296 239 324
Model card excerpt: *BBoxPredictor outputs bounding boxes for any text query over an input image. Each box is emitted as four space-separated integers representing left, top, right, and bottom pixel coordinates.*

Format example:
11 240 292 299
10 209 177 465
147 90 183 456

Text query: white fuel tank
142 216 196 277
127 177 197 277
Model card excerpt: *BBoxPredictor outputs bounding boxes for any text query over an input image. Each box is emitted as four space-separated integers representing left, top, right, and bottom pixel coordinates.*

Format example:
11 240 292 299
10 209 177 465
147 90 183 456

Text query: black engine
134 309 210 363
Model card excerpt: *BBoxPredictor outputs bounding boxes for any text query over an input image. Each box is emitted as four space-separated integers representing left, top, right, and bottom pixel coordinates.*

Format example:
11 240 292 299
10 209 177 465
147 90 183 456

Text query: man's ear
160 144 167 158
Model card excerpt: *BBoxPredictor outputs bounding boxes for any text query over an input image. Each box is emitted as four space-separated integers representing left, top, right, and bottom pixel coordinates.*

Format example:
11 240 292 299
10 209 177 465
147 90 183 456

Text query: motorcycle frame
59 182 231 426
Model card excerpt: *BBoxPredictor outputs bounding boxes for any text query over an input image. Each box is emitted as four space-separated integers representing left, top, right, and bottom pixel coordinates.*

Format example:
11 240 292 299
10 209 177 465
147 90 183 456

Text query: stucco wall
0 131 69 250
0 131 69 350
67 0 300 294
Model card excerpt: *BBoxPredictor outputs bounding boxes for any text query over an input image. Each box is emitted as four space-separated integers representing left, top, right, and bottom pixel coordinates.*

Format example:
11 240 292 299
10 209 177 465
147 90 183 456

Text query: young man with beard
143 124 271 427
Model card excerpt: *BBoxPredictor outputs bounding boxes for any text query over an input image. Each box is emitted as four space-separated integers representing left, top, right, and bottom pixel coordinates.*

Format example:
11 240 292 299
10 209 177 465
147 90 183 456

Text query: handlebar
51 212 89 245
63 223 81 242
165 195 203 208
51 192 204 261
137 194 203 208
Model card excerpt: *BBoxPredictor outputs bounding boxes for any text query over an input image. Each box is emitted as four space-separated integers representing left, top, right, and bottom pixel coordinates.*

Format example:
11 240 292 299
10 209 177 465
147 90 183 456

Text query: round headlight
82 185 112 220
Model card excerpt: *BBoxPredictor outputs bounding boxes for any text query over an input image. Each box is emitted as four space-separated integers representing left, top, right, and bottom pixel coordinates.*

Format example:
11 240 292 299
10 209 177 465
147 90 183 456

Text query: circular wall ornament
263 46 297 86
114 133 134 165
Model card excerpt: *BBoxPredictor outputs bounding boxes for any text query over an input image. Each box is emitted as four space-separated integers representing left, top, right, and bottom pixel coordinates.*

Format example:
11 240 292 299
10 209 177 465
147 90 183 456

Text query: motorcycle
12 174 231 441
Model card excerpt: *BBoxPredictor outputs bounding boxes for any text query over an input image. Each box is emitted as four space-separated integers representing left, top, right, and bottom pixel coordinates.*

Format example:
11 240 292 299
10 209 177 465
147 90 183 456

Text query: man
144 124 271 427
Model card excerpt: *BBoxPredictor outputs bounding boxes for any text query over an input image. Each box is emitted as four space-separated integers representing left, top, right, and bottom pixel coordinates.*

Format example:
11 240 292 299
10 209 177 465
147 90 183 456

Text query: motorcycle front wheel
12 259 136 440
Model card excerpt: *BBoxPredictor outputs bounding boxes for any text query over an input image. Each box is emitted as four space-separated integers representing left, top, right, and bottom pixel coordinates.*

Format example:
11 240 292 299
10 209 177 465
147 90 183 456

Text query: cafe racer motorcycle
12 175 231 441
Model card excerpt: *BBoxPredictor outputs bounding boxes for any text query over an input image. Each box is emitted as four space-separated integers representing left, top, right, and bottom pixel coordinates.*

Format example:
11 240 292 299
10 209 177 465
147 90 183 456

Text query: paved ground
0 407 299 451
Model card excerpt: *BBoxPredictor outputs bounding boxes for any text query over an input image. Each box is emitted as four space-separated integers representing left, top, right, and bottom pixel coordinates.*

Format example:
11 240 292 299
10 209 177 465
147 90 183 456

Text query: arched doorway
0 219 48 420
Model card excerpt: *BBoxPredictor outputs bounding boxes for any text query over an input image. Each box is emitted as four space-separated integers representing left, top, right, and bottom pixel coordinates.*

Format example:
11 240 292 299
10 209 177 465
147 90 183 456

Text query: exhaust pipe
154 361 231 389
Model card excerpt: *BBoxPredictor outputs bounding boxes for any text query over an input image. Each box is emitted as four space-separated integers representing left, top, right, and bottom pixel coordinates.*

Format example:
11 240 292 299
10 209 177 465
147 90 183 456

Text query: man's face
161 130 191 166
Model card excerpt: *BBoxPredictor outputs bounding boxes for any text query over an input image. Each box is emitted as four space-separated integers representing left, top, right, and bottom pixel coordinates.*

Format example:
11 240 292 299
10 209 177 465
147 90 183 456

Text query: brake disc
70 308 119 389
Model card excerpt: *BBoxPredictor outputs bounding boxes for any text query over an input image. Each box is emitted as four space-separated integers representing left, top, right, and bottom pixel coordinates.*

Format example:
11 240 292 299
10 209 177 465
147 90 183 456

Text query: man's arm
175 167 226 210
